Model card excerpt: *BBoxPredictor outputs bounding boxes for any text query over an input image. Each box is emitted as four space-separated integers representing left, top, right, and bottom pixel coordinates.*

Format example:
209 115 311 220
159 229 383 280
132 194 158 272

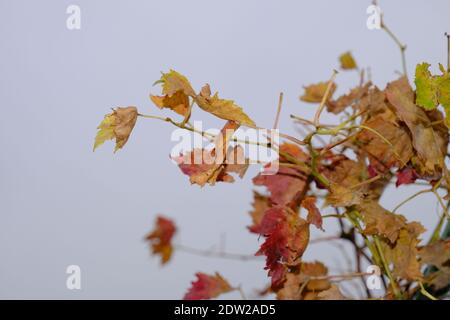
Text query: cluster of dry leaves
94 49 450 300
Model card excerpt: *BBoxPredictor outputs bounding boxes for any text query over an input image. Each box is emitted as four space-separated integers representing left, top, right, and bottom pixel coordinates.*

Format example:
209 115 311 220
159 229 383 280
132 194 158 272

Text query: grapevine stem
313 70 338 127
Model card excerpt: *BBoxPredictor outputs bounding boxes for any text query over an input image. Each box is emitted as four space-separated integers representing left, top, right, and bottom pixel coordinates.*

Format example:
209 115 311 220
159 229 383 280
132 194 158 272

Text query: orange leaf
145 216 176 264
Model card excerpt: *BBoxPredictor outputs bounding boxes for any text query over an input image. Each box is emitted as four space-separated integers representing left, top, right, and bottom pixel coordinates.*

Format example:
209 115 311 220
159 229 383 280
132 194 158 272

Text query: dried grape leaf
326 82 370 114
174 121 248 186
386 77 446 175
93 106 138 152
196 84 256 127
276 261 330 300
355 115 413 171
317 285 349 300
382 222 425 280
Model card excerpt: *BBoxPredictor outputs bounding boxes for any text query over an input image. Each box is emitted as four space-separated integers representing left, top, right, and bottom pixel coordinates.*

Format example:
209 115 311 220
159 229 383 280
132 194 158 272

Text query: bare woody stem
446 32 450 72
378 7 408 77
175 244 262 261
273 92 284 129
313 70 338 127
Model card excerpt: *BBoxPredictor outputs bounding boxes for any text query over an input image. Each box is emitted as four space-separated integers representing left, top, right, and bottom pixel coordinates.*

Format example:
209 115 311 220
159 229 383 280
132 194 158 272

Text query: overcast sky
0 0 449 299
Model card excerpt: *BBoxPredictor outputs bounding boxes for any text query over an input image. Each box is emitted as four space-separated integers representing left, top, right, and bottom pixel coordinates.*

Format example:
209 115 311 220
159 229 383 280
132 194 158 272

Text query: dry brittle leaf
355 115 413 171
322 157 366 207
386 77 446 175
174 121 248 186
196 84 256 127
93 106 138 152
419 239 450 290
317 285 349 300
326 82 370 114
154 69 196 97
357 200 407 243
382 222 425 281
276 261 330 300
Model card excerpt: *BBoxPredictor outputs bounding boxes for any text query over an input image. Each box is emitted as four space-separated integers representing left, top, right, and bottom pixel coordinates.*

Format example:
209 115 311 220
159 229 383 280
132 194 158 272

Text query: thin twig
175 244 262 261
273 92 284 129
446 32 450 72
375 0 408 77
313 70 338 127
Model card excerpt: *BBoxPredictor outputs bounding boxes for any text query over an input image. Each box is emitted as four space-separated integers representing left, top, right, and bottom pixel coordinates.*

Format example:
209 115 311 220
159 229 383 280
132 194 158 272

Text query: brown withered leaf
301 196 323 230
174 121 249 186
419 239 450 290
145 216 177 264
93 106 138 152
355 115 413 171
385 77 446 175
382 222 426 281
175 146 248 186
420 239 450 270
276 261 330 300
321 157 366 207
196 84 256 127
300 81 336 103
354 86 394 120
322 157 365 188
248 191 271 234
317 285 349 300
327 184 364 207
326 82 370 114
357 200 407 243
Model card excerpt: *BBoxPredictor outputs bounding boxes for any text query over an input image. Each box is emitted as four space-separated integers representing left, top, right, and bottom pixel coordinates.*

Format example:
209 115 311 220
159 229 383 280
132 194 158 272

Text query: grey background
0 0 449 299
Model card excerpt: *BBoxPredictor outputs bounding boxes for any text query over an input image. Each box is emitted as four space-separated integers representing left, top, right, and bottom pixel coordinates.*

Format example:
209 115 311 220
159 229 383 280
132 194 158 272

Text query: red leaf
301 196 323 231
248 191 270 234
183 272 233 300
145 216 176 264
255 207 310 288
253 167 307 206
396 167 418 187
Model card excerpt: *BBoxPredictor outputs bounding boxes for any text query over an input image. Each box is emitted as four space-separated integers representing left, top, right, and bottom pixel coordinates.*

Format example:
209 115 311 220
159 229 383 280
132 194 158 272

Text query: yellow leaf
154 69 196 97
300 81 336 103
339 51 357 70
196 84 256 127
150 90 190 116
93 106 138 152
